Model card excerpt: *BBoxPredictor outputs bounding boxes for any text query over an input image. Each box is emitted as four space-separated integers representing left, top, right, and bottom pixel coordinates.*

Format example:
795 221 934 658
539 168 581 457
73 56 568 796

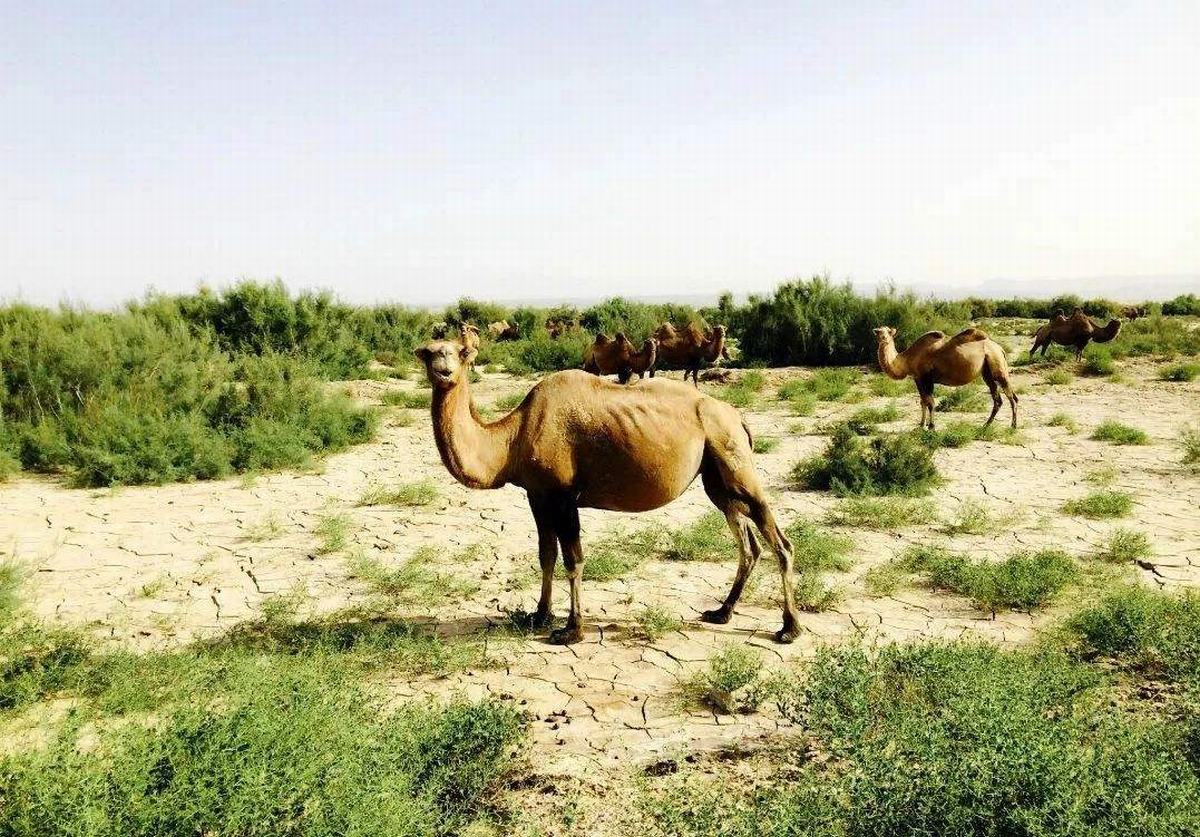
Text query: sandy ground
2 358 1198 775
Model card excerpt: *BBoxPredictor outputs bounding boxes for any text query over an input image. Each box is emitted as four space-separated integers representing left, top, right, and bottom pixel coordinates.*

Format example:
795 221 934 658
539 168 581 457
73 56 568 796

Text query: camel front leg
528 497 558 629
917 376 936 430
551 500 585 645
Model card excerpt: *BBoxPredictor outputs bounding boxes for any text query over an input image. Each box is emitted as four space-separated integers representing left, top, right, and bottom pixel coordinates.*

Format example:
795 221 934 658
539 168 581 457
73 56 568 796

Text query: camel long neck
703 333 725 362
430 381 516 490
877 341 908 379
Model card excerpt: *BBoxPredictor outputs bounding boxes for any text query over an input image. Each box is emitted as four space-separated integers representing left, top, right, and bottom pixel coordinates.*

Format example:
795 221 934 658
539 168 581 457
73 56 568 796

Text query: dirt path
2 360 1198 773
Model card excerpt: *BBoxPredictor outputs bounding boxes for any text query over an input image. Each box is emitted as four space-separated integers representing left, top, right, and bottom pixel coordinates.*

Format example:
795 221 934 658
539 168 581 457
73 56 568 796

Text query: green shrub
662 513 738 562
634 606 681 641
1067 587 1200 679
1081 345 1116 376
917 421 982 449
0 678 523 837
794 426 939 496
646 641 1200 837
840 402 900 434
1180 426 1200 470
1095 528 1152 563
776 381 817 416
1159 363 1200 382
348 548 479 606
902 545 1077 614
1091 421 1149 445
936 383 986 413
784 521 854 572
1064 490 1134 519
752 436 779 454
868 375 909 397
825 496 937 530
1047 412 1079 433
381 390 432 409
942 499 1013 535
314 513 351 554
689 644 764 714
1044 367 1074 385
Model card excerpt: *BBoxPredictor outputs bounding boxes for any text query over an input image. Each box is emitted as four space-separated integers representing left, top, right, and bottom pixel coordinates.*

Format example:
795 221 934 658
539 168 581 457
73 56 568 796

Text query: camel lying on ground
654 323 728 385
413 338 801 645
874 326 1018 430
1030 308 1121 360
582 333 657 383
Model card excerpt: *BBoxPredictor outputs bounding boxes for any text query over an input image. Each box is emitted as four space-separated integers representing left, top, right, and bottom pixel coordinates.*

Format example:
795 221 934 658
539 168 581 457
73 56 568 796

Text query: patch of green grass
1094 528 1152 563
492 391 526 412
793 426 939 496
936 383 986 413
348 547 480 606
776 379 817 415
0 561 23 626
1180 426 1200 470
1084 464 1119 486
784 521 854 572
1080 345 1115 376
752 436 779 454
1158 362 1200 382
902 545 1077 614
634 605 681 641
687 644 764 714
778 369 857 405
357 479 440 507
645 640 1200 836
662 513 738 562
259 585 308 624
1047 412 1079 433
794 570 842 613
1043 367 1074 385
1067 587 1200 679
864 561 911 596
1063 490 1134 519
839 402 900 434
917 420 984 449
245 512 285 542
314 512 351 554
1090 421 1150 445
824 496 937 530
867 374 909 397
941 499 1016 535
565 527 660 581
381 389 433 409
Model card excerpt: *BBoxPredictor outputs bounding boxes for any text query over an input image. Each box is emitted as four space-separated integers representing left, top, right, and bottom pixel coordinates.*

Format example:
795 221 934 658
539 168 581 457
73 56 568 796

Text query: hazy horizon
3 2 1198 307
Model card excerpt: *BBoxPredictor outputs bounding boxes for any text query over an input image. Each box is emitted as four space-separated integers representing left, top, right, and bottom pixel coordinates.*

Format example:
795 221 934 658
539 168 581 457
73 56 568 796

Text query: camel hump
593 333 611 346
949 327 988 344
614 331 630 344
908 330 947 351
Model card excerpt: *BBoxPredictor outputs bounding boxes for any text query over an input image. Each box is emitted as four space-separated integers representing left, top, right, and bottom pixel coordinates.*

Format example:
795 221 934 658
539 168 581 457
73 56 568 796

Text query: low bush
357 479 440 507
348 548 479 606
935 383 986 413
1180 426 1200 470
1043 367 1074 385
1095 528 1152 563
794 426 939 496
1159 362 1200 382
1064 490 1134 519
634 606 681 641
840 402 900 434
784 521 854 572
825 496 937 530
1091 420 1150 445
688 644 764 714
1048 412 1079 433
752 436 779 454
662 513 738 562
1067 587 1200 679
901 545 1077 614
1081 345 1116 376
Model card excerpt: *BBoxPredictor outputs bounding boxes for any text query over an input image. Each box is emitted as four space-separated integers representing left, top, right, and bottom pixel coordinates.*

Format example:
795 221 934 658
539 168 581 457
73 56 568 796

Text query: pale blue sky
2 1 1197 306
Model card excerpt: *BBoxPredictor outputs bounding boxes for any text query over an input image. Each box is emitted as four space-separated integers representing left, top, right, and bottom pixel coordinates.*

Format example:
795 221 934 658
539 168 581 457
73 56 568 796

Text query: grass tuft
1094 528 1152 563
662 513 738 562
1047 412 1079 433
314 512 352 554
357 479 440 507
752 436 779 454
1180 426 1200 470
901 544 1077 614
825 496 937 530
936 384 987 413
1063 490 1134 519
633 605 681 641
381 390 432 409
1090 421 1149 445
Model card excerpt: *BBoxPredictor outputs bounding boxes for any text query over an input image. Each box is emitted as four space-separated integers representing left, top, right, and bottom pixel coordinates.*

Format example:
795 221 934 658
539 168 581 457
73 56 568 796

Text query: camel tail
741 418 754 449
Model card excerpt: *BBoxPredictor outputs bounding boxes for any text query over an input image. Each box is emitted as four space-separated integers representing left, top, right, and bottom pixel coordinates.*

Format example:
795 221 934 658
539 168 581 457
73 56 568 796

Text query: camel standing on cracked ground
874 326 1018 430
653 323 728 385
414 338 801 644
1030 308 1122 359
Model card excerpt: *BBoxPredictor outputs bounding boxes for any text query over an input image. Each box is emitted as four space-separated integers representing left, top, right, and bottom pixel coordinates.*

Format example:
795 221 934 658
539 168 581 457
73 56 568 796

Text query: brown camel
582 333 658 383
1122 306 1146 321
413 339 801 645
874 326 1018 430
487 320 520 341
1030 308 1121 359
654 324 728 385
460 323 480 356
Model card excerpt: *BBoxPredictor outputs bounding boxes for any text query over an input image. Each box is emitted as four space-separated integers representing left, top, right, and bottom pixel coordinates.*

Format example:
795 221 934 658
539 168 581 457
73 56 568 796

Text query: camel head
872 326 897 346
414 340 476 390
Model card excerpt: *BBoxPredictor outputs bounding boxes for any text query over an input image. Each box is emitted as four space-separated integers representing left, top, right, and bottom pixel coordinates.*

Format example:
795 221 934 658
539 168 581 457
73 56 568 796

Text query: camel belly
575 433 706 511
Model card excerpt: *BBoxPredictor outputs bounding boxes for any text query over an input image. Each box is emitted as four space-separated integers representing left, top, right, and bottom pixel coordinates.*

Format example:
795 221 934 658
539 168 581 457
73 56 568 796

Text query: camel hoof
548 626 583 645
700 608 732 625
774 627 800 644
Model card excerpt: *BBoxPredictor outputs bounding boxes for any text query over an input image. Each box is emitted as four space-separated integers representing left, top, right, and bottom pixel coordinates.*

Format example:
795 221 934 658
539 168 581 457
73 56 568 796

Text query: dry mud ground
2 358 1198 787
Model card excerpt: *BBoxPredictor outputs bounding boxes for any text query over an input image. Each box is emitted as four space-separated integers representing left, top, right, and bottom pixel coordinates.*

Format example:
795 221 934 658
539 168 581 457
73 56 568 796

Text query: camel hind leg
698 459 762 625
980 364 1003 429
698 409 801 642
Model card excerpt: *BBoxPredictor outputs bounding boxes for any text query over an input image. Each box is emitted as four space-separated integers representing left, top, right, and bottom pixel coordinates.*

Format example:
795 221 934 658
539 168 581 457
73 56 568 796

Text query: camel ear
414 346 432 363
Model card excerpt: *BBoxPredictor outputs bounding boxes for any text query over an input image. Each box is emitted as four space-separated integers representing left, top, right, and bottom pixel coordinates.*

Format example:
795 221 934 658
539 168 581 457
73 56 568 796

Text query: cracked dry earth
2 359 1198 775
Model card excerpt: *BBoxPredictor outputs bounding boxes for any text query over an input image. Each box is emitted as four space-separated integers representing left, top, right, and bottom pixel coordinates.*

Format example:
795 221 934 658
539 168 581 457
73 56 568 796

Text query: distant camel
460 323 480 358
874 326 1018 429
413 339 801 644
1122 306 1146 321
487 320 520 341
1030 308 1121 360
546 317 580 339
654 324 728 385
582 333 658 383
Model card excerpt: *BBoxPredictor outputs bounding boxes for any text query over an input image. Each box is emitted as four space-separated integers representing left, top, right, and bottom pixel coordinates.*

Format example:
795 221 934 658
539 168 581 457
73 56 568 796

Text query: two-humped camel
1030 308 1122 360
653 323 728 385
874 326 1018 430
414 338 801 644
582 333 658 383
